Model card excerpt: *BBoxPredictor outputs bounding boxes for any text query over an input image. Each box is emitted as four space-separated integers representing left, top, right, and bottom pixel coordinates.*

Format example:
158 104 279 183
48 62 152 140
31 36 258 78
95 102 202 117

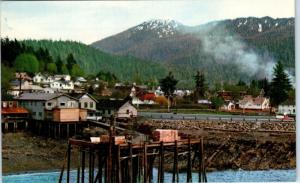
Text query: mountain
91 17 295 83
22 40 168 83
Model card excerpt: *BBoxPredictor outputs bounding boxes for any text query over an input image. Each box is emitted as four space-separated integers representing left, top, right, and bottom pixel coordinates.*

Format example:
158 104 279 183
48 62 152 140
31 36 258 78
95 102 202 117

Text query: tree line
158 61 294 109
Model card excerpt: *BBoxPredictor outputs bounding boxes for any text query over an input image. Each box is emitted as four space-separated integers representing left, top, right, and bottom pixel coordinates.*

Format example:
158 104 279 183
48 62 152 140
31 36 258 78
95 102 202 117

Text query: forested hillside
21 40 168 83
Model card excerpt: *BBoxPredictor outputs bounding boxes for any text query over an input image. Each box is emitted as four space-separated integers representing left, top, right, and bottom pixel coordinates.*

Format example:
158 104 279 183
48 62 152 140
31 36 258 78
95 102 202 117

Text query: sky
1 0 295 44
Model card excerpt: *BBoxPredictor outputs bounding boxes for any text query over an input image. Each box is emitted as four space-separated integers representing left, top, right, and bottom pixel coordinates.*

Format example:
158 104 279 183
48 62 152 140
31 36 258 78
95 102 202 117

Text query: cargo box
152 129 180 142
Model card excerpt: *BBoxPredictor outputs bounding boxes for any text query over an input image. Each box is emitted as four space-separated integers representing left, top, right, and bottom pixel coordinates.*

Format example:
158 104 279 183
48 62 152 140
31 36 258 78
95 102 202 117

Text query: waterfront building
16 93 86 122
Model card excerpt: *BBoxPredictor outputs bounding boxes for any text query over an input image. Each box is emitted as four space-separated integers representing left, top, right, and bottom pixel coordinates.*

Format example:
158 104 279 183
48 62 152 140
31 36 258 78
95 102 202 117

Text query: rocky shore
2 119 295 174
138 119 296 171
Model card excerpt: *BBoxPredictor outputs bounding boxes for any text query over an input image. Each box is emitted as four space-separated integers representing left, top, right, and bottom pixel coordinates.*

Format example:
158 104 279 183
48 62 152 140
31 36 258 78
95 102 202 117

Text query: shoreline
3 167 296 176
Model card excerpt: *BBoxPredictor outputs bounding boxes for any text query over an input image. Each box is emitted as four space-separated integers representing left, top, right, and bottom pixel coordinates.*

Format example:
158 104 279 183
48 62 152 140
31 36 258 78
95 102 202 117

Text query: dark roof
68 93 98 102
16 93 78 101
97 99 129 110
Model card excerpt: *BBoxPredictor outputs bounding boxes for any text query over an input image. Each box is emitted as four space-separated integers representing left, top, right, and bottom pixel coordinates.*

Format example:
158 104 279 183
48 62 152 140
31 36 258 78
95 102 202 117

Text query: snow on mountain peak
134 19 182 38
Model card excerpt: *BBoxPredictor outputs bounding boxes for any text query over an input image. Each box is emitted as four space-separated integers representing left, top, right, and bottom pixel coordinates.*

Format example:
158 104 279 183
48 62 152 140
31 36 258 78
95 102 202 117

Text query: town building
1 101 29 132
97 98 137 121
238 95 270 110
16 93 86 122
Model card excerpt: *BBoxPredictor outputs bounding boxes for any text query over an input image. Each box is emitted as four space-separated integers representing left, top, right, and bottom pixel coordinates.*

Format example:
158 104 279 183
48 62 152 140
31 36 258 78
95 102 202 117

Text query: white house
155 86 164 96
278 104 296 115
50 80 74 90
97 99 137 120
33 73 45 83
54 74 71 81
239 95 270 110
221 101 235 111
33 73 54 84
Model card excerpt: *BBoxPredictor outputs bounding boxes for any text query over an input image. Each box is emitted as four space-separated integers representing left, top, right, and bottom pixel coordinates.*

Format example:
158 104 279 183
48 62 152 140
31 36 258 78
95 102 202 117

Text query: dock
59 135 207 183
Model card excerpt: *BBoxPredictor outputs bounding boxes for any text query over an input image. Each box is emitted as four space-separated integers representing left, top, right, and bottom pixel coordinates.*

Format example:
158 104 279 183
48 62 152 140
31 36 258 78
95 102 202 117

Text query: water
3 169 296 182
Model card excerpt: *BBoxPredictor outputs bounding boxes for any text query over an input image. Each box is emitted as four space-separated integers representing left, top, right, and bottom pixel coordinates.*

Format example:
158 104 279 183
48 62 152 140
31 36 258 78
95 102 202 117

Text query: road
138 112 292 122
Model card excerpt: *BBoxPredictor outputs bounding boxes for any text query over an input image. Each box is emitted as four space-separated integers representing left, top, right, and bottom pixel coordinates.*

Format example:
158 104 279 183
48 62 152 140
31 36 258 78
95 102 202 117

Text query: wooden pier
59 137 207 183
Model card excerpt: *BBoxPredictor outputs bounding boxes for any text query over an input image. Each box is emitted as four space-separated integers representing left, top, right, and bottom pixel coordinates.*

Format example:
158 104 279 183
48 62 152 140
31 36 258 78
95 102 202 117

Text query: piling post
128 142 133 183
159 141 164 183
67 124 70 138
201 138 207 182
98 150 103 183
77 149 81 183
143 143 148 183
187 138 192 183
117 145 122 183
82 150 86 183
198 140 202 182
58 124 61 139
89 149 92 183
67 142 71 183
172 140 179 183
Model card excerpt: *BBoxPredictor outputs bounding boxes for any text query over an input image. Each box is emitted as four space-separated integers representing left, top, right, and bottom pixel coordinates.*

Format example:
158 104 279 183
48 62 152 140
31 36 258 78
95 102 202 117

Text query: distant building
54 74 71 81
239 95 270 110
97 99 137 120
50 80 74 91
9 80 43 96
15 72 32 82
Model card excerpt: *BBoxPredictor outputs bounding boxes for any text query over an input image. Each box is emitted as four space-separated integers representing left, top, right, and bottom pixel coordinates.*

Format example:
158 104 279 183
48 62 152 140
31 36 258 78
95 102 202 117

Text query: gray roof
16 93 63 101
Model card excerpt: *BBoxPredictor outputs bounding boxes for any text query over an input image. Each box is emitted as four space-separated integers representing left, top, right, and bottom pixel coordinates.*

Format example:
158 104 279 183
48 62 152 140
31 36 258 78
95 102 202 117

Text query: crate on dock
152 129 180 142
113 136 126 145
100 135 110 143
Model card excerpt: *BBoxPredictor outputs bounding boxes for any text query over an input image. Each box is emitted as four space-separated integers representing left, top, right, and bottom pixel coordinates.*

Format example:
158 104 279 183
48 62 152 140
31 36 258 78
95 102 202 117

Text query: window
90 102 93 108
32 112 36 116
42 102 45 107
60 103 66 107
79 103 81 108
84 102 88 108
47 102 52 107
108 109 111 114
126 109 130 114
39 112 42 117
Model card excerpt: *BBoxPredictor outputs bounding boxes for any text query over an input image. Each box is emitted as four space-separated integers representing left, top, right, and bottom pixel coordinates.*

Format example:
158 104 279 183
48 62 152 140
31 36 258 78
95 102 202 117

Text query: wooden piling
89 150 92 183
67 142 71 183
77 149 81 183
128 143 133 183
117 145 122 183
198 140 202 182
187 138 192 183
82 150 86 183
143 143 148 183
159 141 164 183
172 140 179 183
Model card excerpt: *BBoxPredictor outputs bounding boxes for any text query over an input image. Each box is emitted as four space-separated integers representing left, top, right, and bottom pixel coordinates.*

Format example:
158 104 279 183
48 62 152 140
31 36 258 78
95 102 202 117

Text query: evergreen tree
270 61 292 106
258 78 270 97
55 56 63 74
194 71 207 101
67 53 76 73
159 72 178 102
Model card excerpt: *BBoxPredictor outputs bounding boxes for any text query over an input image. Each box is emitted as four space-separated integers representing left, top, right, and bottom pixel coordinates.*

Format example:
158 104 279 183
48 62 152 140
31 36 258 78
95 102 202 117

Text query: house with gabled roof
16 93 86 122
97 98 137 120
238 95 270 110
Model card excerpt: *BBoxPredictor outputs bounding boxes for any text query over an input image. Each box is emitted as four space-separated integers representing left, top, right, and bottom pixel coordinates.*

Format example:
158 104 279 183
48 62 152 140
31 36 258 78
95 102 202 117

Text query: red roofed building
1 101 29 122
